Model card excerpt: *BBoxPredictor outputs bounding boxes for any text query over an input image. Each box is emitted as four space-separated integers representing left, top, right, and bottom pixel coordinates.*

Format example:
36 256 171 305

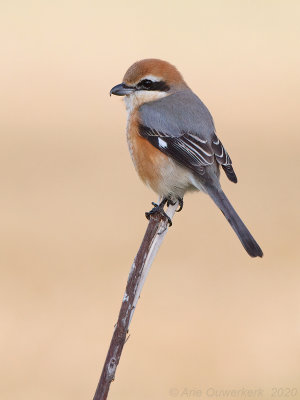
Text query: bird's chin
124 90 169 114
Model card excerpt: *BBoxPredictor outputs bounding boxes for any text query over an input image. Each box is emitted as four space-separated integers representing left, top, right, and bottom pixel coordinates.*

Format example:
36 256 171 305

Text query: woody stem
92 201 178 400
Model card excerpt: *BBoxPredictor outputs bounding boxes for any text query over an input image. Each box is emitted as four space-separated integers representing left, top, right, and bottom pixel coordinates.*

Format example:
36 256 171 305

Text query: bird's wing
139 90 237 182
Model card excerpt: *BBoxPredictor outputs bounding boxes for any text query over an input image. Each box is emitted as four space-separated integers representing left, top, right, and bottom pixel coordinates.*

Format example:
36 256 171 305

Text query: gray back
139 89 215 140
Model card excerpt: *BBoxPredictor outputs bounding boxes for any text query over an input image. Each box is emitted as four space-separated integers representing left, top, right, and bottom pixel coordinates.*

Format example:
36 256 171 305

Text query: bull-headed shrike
110 59 263 258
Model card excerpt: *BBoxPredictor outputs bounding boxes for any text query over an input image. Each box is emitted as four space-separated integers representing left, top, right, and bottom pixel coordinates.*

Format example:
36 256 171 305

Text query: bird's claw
166 197 184 212
145 201 172 227
176 198 184 212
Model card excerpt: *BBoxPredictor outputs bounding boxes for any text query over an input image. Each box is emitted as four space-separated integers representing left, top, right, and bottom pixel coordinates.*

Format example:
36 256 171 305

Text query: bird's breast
126 110 195 198
126 110 168 192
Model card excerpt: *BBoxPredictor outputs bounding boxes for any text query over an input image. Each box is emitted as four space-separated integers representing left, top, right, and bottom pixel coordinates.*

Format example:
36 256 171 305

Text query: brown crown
123 59 187 88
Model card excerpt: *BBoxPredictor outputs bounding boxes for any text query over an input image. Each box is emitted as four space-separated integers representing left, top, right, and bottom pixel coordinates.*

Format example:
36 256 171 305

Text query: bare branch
93 202 178 400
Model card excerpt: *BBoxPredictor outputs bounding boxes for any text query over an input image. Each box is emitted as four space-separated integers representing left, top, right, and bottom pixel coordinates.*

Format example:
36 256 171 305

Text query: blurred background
1 1 300 399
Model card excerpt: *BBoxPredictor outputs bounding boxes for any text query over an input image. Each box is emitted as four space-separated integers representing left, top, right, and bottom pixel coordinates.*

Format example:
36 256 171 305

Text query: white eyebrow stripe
142 74 162 82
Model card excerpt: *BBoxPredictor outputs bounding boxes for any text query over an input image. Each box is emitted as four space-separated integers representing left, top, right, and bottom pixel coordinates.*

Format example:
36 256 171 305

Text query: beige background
1 1 300 399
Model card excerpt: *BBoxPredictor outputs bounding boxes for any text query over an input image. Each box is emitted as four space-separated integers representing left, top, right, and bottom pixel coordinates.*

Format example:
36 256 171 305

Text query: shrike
110 59 263 258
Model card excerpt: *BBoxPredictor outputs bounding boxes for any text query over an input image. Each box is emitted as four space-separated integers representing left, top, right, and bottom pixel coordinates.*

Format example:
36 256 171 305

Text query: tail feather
205 185 263 258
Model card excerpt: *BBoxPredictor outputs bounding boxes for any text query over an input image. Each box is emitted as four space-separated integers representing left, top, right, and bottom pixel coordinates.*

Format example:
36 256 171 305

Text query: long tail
204 184 263 258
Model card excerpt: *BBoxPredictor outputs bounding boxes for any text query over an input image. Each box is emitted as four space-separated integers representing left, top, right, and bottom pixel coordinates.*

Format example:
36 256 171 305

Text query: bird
110 59 263 258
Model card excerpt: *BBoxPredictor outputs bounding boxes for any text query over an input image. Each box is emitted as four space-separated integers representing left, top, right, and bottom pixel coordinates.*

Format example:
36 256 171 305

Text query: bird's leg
145 197 172 227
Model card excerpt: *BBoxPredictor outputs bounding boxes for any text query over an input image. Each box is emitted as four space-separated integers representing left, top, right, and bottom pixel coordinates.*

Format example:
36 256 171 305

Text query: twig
93 201 178 400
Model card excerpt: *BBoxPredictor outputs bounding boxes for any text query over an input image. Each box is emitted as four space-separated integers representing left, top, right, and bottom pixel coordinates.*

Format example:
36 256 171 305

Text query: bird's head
110 59 188 110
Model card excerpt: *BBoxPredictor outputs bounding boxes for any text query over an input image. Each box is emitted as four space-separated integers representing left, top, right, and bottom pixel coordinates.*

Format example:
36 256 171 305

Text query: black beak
110 83 135 96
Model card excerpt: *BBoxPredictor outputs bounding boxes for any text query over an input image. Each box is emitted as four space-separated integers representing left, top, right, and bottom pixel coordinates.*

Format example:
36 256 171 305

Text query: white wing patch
158 138 168 148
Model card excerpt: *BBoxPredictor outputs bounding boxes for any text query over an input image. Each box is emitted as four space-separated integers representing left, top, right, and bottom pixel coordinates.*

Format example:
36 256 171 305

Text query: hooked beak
110 83 135 96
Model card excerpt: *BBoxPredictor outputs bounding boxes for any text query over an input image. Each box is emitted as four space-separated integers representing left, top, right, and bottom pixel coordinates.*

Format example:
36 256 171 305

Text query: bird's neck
124 91 169 116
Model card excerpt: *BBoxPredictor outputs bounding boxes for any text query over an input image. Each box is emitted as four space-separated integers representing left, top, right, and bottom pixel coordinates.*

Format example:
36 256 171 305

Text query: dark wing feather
139 125 237 182
211 135 238 183
139 125 214 175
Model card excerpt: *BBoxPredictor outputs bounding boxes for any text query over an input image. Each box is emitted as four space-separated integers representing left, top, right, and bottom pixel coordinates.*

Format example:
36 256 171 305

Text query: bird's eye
138 79 153 90
136 79 170 92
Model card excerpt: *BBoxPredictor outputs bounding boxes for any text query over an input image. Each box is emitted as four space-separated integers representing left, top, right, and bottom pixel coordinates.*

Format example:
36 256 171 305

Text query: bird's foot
145 199 172 227
167 197 184 212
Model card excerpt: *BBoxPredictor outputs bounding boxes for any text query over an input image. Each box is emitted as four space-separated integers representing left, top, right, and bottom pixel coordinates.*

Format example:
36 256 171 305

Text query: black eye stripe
139 79 152 88
136 79 170 92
